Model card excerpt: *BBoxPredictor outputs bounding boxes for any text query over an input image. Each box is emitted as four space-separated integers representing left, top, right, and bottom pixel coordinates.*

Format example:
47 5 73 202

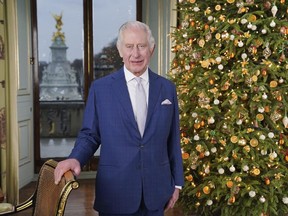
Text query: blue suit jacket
69 67 184 214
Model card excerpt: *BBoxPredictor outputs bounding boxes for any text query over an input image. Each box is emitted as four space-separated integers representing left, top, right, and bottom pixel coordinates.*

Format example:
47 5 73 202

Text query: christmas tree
169 0 288 215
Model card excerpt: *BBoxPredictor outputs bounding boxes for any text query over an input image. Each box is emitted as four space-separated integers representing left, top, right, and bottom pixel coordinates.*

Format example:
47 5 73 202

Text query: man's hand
165 188 180 211
54 158 81 185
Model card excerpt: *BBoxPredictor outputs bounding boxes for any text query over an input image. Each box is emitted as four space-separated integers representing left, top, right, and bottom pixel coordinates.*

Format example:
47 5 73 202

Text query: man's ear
117 45 123 58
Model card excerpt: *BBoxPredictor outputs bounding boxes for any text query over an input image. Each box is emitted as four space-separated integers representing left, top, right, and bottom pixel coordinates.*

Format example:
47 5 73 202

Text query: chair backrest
27 159 78 216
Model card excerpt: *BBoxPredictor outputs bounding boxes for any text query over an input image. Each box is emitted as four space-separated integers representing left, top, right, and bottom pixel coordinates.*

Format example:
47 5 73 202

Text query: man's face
118 27 154 76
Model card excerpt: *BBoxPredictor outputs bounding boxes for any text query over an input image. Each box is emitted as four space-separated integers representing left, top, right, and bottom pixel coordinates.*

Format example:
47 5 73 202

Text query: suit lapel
111 69 138 130
146 70 161 130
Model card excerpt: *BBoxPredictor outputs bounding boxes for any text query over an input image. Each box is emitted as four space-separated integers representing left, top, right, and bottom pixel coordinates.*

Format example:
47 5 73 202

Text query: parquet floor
18 179 184 216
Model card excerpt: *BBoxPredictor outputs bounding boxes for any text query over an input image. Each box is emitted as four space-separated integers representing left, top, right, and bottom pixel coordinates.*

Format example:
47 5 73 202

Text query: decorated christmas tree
169 0 288 215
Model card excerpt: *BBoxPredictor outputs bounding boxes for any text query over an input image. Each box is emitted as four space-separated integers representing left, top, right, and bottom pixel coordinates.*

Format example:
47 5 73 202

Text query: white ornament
206 200 213 206
259 135 266 140
193 7 200 12
229 165 236 172
283 197 288 204
185 65 190 70
204 151 210 156
215 56 222 63
261 149 267 155
236 119 243 125
283 116 288 128
214 99 220 105
208 16 213 21
259 196 266 203
279 77 284 83
238 41 244 47
208 117 215 124
183 33 188 38
230 35 235 40
271 5 278 17
218 64 224 70
262 93 268 99
243 165 249 172
251 25 257 31
270 20 276 28
261 29 267 34
241 19 247 24
247 22 253 29
268 132 274 138
211 147 217 153
249 190 256 197
218 168 225 174
194 134 200 141
241 53 247 60
258 107 265 113
192 112 198 118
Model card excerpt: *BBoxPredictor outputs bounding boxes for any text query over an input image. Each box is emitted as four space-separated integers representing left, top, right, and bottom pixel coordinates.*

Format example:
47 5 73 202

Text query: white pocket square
161 99 172 105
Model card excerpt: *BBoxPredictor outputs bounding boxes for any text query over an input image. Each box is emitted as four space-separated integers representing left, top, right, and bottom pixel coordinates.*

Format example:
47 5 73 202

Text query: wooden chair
0 159 79 215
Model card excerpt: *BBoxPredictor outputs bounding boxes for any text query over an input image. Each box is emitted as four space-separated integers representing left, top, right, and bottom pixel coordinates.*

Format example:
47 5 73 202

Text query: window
32 0 141 171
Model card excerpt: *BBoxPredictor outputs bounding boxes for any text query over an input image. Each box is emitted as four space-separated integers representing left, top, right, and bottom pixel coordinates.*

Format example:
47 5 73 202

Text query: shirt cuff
175 185 182 190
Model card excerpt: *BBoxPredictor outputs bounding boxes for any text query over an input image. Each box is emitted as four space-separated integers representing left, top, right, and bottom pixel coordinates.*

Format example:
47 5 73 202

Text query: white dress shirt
124 66 149 120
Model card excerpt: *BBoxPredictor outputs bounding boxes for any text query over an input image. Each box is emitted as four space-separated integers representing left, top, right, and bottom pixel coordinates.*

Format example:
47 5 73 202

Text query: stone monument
39 13 82 101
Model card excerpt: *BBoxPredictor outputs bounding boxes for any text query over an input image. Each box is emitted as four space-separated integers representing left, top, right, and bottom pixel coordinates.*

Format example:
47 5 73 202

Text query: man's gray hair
117 21 155 49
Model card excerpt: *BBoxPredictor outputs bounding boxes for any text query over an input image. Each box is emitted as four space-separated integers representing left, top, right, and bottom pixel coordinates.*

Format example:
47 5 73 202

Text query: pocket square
161 99 172 105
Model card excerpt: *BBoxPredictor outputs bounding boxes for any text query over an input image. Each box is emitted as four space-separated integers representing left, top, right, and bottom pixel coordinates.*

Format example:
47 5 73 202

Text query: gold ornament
196 191 201 198
186 175 193 182
194 123 201 129
209 79 215 85
248 14 257 22
265 177 270 185
270 80 278 88
285 155 288 162
277 95 283 102
200 120 205 127
256 113 264 121
231 136 238 143
243 145 250 152
251 168 261 176
250 138 259 147
228 196 236 204
203 186 211 194
215 5 222 11
226 180 234 188
261 69 267 76
182 152 190 160
198 39 205 48
199 152 205 159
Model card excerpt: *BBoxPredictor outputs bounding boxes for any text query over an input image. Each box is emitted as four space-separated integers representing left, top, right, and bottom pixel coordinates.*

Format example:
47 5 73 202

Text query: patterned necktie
135 77 147 137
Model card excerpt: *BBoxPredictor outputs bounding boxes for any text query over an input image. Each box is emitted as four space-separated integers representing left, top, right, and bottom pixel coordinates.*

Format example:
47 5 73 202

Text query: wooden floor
18 179 184 216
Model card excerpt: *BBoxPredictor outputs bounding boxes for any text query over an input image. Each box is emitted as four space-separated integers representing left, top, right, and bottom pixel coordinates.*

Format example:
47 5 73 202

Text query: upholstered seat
0 159 79 216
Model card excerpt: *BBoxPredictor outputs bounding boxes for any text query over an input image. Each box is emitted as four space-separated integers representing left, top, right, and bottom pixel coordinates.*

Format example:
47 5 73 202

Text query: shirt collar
124 66 149 83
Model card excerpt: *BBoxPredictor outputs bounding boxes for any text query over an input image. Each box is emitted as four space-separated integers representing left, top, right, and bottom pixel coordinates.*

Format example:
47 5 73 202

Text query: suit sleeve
168 84 185 187
69 82 101 167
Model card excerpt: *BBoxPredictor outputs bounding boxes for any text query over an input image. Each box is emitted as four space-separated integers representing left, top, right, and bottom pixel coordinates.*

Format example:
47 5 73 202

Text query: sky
37 0 136 62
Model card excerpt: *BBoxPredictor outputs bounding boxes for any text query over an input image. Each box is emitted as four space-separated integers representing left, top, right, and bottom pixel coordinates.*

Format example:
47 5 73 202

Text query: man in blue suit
54 21 184 216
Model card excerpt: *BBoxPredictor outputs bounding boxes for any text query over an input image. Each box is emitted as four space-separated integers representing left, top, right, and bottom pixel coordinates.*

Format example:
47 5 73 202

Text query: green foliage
169 0 288 215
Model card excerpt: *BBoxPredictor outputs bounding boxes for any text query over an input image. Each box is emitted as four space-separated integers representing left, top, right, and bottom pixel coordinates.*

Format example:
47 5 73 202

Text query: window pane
37 0 84 158
93 0 136 79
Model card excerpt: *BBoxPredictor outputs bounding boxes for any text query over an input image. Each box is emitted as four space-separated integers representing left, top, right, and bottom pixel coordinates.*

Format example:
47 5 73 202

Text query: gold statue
52 12 65 42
